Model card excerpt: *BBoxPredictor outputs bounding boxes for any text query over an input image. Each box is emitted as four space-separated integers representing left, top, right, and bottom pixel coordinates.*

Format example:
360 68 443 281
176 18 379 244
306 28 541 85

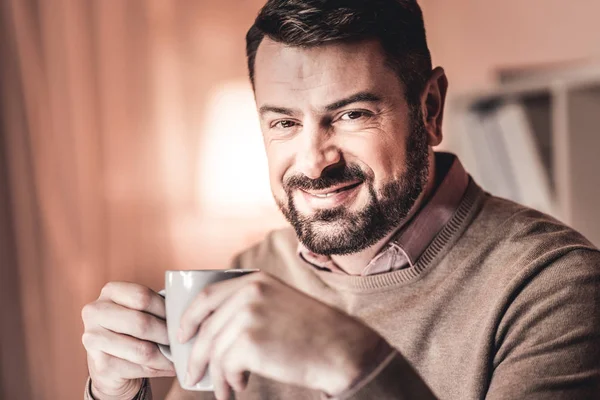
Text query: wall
421 0 600 93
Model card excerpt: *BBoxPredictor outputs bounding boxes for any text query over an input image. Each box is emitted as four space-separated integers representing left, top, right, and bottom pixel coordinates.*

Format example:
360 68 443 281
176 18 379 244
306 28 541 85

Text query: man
82 0 600 399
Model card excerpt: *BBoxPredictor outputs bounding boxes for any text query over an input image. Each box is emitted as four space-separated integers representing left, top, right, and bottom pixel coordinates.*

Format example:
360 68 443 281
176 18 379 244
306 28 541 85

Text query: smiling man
259 37 435 267
82 1 600 399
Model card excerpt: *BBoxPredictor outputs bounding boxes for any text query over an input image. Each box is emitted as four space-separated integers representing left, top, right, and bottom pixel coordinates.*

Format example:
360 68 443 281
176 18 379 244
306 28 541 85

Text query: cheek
342 132 407 187
264 141 295 198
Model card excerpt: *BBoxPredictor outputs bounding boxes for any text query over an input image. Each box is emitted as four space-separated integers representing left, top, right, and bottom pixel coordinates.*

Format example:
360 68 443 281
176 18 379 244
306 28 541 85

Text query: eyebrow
258 91 382 118
258 105 296 117
323 91 382 112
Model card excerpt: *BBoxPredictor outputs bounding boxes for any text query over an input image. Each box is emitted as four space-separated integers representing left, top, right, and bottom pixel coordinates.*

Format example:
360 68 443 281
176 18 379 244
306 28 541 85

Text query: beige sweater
90 180 600 399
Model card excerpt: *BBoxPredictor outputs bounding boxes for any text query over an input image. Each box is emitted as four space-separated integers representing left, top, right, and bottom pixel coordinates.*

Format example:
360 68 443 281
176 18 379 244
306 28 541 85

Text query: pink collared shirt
299 152 469 276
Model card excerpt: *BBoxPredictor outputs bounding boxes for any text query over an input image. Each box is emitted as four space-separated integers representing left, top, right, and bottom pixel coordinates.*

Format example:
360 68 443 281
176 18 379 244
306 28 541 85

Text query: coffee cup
158 269 258 391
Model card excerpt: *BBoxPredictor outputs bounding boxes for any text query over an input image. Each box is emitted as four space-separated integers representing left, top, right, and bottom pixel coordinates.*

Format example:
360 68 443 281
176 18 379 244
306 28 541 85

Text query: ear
420 67 448 147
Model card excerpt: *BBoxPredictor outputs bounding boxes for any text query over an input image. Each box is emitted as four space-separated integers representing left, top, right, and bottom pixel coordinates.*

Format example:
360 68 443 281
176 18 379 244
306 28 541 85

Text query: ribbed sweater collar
312 180 486 292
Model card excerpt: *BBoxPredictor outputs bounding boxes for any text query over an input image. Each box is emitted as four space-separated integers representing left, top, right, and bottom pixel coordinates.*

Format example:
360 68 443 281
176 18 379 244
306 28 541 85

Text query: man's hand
81 282 176 400
179 272 385 400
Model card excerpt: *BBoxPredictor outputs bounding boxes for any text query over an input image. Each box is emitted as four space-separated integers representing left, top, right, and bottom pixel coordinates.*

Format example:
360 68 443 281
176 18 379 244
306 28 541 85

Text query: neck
330 151 437 275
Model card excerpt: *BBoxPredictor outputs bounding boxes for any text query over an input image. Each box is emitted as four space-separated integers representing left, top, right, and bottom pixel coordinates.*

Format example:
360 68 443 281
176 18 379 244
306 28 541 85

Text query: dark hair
246 0 432 105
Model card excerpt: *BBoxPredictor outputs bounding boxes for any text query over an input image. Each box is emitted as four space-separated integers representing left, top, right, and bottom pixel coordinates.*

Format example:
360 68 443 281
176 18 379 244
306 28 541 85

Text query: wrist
90 378 144 400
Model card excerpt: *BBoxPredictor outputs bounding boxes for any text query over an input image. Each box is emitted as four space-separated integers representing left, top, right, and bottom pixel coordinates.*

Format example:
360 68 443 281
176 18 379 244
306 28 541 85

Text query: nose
295 123 342 179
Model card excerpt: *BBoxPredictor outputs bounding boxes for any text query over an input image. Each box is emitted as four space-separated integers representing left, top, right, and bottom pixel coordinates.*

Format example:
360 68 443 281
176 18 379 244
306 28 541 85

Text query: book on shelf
450 100 555 216
493 101 555 215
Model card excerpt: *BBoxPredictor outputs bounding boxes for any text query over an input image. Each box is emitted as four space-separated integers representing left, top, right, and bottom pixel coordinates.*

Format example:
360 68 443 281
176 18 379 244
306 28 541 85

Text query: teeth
309 183 361 198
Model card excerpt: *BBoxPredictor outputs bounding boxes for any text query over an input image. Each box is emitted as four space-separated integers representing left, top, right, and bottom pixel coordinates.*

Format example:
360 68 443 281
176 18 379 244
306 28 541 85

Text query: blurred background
1 0 599 399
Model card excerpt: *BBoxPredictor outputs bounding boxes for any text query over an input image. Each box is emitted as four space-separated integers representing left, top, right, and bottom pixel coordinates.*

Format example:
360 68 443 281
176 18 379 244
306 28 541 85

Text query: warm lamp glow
197 81 275 216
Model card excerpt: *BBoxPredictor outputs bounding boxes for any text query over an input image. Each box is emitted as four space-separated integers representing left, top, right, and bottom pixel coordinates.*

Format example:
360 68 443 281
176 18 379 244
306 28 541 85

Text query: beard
275 106 430 256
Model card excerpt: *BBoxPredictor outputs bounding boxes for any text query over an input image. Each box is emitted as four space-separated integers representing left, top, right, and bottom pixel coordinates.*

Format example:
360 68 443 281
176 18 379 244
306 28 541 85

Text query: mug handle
157 289 173 362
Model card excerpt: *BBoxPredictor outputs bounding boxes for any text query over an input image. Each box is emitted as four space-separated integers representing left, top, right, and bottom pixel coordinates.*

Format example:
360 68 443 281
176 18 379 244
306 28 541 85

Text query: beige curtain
0 0 280 398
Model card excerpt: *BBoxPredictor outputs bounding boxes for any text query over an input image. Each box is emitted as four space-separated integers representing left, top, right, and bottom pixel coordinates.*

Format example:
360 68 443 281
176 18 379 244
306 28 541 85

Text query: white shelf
445 65 600 246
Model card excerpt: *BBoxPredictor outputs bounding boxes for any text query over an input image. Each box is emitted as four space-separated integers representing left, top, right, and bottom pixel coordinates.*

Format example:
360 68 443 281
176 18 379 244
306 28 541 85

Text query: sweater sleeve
84 377 218 400
84 377 152 400
486 248 600 399
329 350 438 400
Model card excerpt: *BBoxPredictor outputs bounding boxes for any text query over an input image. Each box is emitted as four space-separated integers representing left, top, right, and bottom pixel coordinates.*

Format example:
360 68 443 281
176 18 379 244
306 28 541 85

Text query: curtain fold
0 0 279 398
0 2 34 398
0 1 176 397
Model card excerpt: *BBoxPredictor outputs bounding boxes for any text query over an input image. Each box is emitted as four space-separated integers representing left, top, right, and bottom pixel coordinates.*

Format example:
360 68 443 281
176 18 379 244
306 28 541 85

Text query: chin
308 219 351 236
296 217 371 256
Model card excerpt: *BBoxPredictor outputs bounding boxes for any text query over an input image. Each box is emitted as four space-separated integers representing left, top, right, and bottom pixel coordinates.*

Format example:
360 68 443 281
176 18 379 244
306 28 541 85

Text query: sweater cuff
84 377 152 400
325 351 438 400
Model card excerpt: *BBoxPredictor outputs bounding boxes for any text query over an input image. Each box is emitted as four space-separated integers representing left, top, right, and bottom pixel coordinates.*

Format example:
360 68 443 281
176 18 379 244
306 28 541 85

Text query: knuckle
93 353 112 375
239 330 257 347
255 272 272 284
242 302 262 319
81 303 96 322
198 287 212 299
81 332 96 350
246 281 266 299
100 282 114 297
135 340 157 362
131 287 152 311
132 313 152 335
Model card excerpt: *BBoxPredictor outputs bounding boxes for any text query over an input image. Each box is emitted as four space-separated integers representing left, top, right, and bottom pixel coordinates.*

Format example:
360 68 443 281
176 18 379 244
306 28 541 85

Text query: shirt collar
298 152 469 276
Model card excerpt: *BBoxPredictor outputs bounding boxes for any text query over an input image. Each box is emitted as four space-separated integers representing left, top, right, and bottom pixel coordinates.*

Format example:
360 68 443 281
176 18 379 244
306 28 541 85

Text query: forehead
253 38 404 107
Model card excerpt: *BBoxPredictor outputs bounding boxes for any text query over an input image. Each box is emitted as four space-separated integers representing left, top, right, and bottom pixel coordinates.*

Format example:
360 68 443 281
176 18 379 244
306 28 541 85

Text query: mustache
283 164 367 192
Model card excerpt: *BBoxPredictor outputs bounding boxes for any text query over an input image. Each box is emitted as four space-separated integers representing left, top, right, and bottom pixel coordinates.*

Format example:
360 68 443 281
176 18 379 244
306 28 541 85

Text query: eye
272 120 298 129
339 110 372 121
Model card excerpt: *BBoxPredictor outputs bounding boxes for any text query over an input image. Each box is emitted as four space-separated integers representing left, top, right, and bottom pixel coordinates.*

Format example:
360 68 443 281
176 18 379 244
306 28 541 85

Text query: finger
99 282 166 319
185 285 253 385
185 317 215 387
88 351 175 381
82 329 174 372
179 273 263 342
210 358 231 400
213 322 250 393
90 301 169 345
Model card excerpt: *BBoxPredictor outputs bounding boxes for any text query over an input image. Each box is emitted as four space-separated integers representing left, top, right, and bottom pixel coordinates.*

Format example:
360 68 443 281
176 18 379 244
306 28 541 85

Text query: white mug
158 269 258 391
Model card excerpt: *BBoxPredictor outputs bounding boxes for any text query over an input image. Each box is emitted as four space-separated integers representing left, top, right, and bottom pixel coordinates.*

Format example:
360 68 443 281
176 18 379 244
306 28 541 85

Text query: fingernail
178 328 184 343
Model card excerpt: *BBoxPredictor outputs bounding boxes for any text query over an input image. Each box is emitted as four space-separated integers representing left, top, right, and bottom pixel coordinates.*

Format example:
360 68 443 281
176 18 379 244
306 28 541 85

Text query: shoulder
472 194 597 256
459 193 600 317
454 193 600 304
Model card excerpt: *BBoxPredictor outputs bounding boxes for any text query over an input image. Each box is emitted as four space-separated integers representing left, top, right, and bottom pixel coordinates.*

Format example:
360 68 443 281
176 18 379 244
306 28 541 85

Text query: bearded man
82 1 600 399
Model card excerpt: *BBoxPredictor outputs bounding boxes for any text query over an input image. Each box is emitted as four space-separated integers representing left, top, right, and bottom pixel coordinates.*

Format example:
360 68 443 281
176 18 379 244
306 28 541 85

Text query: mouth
302 181 363 197
298 181 364 209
